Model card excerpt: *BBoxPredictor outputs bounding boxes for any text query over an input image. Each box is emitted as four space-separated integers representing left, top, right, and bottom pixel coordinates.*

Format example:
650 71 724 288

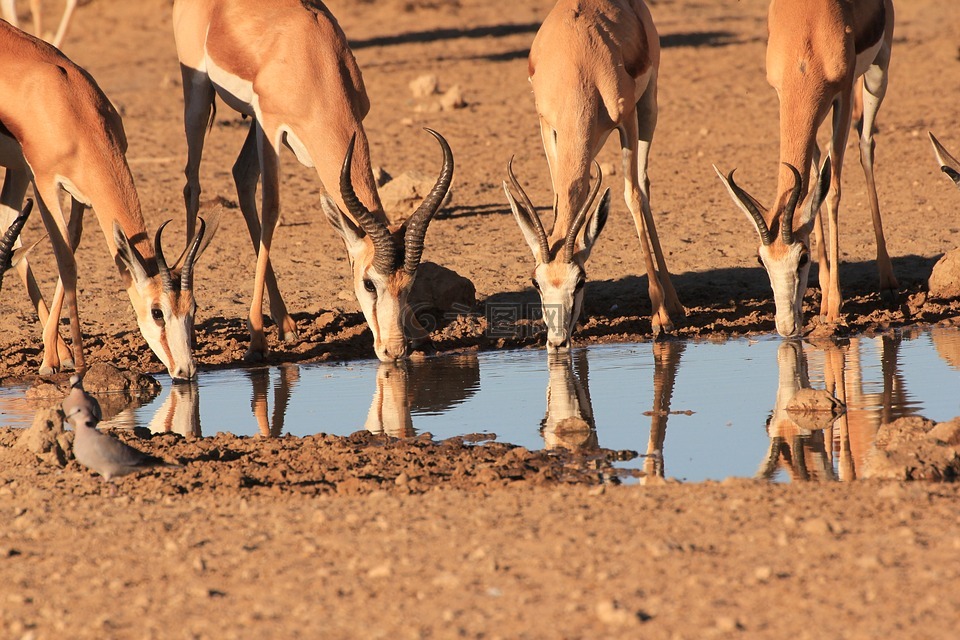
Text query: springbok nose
382 343 408 361
547 338 570 352
171 361 197 382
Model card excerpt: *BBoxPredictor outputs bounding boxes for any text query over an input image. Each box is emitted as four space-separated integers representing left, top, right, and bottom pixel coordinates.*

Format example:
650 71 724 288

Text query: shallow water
2 327 959 482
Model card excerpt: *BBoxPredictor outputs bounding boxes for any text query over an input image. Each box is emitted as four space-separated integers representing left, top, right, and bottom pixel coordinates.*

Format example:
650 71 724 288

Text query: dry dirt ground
2 0 960 637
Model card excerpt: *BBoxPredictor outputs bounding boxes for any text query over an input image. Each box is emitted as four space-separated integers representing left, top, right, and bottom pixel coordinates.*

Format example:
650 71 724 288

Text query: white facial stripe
536 262 584 347
759 243 810 337
138 292 197 379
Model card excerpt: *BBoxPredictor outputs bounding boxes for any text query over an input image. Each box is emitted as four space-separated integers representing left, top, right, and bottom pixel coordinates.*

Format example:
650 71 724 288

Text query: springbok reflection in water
760 335 914 482
540 341 684 483
365 364 414 438
148 381 201 438
249 364 300 438
541 352 597 451
365 356 481 438
641 340 685 482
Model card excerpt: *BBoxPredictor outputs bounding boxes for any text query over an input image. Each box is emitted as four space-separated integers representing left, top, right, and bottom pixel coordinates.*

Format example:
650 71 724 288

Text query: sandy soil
2 0 960 637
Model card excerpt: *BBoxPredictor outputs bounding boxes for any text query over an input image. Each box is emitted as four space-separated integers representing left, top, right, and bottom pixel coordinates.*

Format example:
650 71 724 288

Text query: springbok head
503 160 610 353
0 199 35 293
930 132 960 190
715 159 831 338
113 215 215 382
321 128 454 362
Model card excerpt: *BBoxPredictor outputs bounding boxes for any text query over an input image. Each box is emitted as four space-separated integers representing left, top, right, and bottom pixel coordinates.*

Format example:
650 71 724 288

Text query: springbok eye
798 253 810 268
151 307 164 322
531 278 541 292
363 279 376 294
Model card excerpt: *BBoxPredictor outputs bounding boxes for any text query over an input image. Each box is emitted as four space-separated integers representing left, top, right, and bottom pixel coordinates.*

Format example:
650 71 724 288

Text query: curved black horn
727 169 773 246
0 199 32 272
180 217 207 292
563 162 602 262
507 156 551 262
780 163 803 245
341 133 395 275
404 128 454 275
154 220 176 292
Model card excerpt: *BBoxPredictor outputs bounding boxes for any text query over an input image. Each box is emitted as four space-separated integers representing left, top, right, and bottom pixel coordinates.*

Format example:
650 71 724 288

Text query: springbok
173 0 453 363
503 0 682 352
929 133 960 189
0 0 80 48
716 0 897 338
0 22 212 379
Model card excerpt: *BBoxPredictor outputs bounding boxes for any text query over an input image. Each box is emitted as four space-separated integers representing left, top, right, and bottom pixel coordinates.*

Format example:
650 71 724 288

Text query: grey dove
63 375 179 481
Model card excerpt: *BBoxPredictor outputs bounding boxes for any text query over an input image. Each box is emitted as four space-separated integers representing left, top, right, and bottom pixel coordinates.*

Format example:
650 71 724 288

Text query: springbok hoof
281 330 299 344
61 359 76 371
38 364 58 376
880 287 900 308
651 319 674 338
243 348 266 363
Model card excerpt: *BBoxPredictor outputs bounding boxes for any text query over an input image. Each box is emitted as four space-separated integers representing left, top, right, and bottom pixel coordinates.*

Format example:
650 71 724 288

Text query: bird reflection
147 381 201 437
541 351 597 452
757 340 836 481
759 336 911 482
641 340 685 482
248 364 300 437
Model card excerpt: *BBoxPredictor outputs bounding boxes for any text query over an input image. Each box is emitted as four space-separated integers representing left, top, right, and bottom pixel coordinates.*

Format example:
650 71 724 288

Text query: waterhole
2 327 958 482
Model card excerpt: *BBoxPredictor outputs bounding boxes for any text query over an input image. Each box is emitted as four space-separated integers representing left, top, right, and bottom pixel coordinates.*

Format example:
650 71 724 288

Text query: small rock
371 166 392 188
409 262 476 318
15 409 70 467
800 518 832 536
379 171 454 225
366 562 392 579
928 248 960 300
754 566 773 582
409 74 439 98
715 616 740 632
785 388 846 431
598 162 617 178
928 419 960 446
595 600 639 627
439 85 467 111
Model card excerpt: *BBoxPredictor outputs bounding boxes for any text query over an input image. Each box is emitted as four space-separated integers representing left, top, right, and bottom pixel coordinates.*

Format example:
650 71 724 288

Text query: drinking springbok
716 0 896 337
173 0 453 363
504 0 681 352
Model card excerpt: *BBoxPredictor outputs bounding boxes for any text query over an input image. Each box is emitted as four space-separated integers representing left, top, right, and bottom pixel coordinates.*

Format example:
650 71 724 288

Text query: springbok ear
173 208 222 270
930 132 960 188
320 195 365 256
578 188 610 260
7 236 46 271
713 165 771 244
503 181 548 262
799 156 831 232
113 222 150 285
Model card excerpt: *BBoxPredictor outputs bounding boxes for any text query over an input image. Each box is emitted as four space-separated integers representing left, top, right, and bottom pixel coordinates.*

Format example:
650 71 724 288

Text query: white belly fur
854 39 883 79
203 53 314 168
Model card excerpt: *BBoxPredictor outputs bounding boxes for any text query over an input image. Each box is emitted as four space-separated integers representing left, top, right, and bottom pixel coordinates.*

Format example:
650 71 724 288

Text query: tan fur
0 22 199 377
520 0 681 339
